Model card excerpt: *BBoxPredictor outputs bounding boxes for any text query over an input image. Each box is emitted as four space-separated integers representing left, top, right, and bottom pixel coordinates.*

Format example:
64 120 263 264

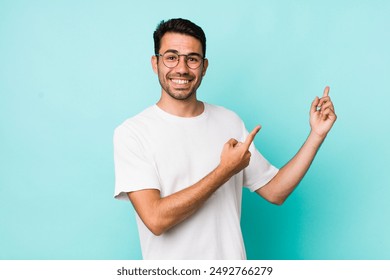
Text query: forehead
159 32 203 55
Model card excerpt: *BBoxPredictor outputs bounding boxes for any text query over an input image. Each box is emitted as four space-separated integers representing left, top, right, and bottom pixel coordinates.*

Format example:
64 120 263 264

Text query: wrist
307 130 326 148
215 163 234 184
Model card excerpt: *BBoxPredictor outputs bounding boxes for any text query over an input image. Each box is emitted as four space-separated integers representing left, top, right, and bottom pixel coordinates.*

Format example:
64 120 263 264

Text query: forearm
259 131 325 204
130 164 232 235
258 86 336 205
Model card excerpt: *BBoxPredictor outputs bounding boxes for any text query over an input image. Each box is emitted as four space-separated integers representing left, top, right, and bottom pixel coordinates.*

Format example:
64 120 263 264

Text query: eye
187 56 200 63
165 53 178 61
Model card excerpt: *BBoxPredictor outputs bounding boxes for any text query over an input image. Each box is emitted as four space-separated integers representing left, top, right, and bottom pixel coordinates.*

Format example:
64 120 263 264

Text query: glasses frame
155 51 205 70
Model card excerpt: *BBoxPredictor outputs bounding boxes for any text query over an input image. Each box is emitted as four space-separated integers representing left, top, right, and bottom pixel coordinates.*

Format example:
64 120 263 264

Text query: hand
310 86 337 138
219 126 261 177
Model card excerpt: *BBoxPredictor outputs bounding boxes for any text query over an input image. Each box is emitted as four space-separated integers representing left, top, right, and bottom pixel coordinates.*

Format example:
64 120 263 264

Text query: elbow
267 195 287 206
263 189 291 206
149 227 164 236
145 217 168 236
270 198 285 206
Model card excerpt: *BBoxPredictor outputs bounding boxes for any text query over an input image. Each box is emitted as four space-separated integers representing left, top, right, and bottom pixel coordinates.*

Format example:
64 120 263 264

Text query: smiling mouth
170 79 190 85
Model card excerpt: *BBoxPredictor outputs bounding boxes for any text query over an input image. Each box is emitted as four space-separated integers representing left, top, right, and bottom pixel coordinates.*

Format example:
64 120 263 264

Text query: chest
143 121 239 195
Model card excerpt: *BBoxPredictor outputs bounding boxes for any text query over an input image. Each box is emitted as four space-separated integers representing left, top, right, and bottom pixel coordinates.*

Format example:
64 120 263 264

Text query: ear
201 58 209 77
151 55 158 74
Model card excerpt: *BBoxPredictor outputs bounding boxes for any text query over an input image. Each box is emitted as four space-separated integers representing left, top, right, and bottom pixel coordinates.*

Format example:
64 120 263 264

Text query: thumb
226 138 238 146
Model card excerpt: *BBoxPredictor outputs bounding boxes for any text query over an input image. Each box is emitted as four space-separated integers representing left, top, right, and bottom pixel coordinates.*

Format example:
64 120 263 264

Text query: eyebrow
164 49 203 57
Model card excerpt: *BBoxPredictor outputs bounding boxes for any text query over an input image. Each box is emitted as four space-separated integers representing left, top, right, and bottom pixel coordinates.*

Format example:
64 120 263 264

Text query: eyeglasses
156 51 205 69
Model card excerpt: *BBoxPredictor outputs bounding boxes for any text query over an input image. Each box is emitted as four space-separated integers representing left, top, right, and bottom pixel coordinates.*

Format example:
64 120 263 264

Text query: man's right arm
128 126 260 236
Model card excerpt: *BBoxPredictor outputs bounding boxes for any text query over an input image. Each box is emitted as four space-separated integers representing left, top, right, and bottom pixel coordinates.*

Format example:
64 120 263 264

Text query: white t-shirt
113 103 278 259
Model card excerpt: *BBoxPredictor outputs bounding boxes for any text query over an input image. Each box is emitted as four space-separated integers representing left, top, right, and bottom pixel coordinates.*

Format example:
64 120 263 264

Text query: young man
114 18 337 259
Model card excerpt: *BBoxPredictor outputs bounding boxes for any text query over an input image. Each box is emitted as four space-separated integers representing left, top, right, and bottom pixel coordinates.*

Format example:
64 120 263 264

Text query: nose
174 55 190 74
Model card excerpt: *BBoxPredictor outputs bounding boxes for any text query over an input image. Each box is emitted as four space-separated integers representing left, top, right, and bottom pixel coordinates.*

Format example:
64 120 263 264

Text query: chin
167 90 195 101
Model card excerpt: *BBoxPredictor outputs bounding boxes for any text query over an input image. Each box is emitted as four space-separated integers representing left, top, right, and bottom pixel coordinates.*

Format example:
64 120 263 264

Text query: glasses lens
186 55 202 69
162 52 179 68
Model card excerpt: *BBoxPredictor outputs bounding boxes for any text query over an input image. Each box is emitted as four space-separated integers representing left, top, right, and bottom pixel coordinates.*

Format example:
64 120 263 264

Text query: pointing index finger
323 86 330 97
243 125 261 150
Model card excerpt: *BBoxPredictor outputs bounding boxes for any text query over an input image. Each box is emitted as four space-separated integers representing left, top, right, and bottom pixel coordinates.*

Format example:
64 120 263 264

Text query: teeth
171 79 189 84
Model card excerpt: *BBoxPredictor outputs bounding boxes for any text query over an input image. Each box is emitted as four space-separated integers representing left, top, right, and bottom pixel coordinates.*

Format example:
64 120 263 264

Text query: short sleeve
113 124 161 201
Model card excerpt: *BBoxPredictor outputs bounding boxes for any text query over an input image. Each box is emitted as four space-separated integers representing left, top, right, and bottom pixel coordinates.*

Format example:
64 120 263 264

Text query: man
113 18 336 259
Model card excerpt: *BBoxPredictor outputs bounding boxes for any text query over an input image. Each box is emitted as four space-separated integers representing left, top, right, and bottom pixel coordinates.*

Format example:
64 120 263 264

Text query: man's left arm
256 86 337 205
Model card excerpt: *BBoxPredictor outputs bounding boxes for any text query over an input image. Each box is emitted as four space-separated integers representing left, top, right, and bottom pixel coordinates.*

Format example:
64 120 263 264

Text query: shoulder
114 106 159 145
115 106 157 132
204 103 248 140
205 103 244 124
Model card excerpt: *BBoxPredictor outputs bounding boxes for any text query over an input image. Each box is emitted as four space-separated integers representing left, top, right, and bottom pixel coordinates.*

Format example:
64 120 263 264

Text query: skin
128 33 337 236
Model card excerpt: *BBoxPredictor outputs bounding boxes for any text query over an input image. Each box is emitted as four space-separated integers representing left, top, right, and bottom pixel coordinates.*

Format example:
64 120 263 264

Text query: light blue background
1 0 389 259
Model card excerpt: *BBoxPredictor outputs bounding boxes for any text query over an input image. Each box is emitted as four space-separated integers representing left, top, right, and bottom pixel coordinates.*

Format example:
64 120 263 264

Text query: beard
162 86 196 101
157 69 203 101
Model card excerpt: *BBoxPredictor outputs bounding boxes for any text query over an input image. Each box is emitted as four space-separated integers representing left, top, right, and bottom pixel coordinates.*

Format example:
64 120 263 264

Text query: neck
156 93 204 118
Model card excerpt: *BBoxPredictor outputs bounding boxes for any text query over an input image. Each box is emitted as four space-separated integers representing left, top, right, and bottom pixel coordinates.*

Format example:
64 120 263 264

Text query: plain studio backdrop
1 0 389 259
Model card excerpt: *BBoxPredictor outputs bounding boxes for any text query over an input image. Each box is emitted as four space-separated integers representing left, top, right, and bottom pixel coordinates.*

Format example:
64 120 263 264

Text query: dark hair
153 18 206 57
